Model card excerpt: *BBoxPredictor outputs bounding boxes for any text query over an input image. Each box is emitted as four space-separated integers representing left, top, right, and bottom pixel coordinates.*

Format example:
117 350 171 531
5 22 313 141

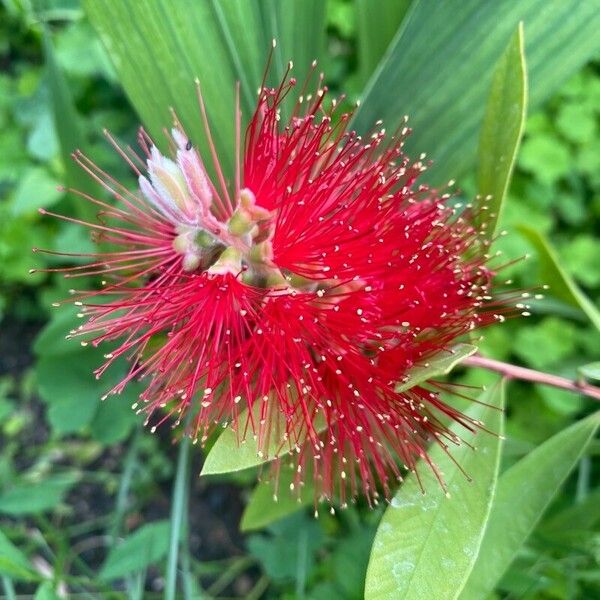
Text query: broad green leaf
241 467 315 532
201 344 478 476
364 380 505 600
0 472 79 515
477 23 527 237
41 25 96 222
356 0 412 85
518 225 600 330
0 530 38 581
459 411 600 600
352 0 600 185
84 0 326 175
99 520 171 581
578 362 600 383
36 349 110 435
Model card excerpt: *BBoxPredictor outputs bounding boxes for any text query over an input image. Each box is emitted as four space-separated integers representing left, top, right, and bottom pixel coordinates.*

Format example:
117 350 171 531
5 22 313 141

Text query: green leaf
352 0 600 185
0 530 38 581
541 486 600 536
518 225 600 331
99 520 171 581
578 362 600 383
0 472 79 515
459 411 600 600
241 467 315 532
36 349 108 435
356 0 412 85
41 25 96 222
201 344 478 476
84 0 326 174
364 380 505 600
247 512 324 582
90 393 141 444
11 167 63 216
477 23 527 238
34 582 62 600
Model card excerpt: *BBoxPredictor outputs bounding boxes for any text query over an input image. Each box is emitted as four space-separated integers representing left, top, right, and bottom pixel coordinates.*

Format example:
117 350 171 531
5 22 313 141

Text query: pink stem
463 355 600 402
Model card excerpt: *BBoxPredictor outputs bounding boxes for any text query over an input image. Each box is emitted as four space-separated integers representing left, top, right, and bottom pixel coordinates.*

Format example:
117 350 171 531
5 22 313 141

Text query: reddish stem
463 355 600 401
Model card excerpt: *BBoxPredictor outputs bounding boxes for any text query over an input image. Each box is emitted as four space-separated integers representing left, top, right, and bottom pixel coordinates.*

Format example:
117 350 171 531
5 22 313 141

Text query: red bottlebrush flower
38 59 514 506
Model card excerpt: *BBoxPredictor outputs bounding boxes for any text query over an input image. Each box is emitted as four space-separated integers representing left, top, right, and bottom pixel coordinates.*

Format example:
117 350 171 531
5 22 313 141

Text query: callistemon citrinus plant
36 62 517 505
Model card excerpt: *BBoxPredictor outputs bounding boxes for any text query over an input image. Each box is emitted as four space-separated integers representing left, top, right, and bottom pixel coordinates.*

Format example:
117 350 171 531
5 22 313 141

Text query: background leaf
41 24 96 222
459 411 600 600
0 472 79 515
241 467 315 532
99 520 171 581
0 530 38 581
518 225 600 330
364 380 505 600
352 0 600 185
477 22 527 237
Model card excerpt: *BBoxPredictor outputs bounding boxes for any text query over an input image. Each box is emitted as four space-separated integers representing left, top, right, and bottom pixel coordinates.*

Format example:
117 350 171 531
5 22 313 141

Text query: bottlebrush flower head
36 55 519 506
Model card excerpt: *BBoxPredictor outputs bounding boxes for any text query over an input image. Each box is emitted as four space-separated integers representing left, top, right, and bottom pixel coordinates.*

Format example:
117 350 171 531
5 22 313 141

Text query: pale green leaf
352 0 600 185
202 344 478 476
518 225 600 331
477 23 527 237
459 412 600 600
364 380 505 600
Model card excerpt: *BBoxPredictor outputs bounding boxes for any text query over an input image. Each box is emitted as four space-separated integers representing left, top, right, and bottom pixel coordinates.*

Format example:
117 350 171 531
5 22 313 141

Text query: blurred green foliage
0 0 598 598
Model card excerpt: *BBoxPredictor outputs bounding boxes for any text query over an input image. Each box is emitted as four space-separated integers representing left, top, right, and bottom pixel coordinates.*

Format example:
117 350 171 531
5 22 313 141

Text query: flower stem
164 427 193 600
463 355 600 401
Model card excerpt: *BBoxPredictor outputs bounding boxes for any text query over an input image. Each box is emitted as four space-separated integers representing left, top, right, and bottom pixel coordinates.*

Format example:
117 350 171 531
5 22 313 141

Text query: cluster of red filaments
35 60 516 506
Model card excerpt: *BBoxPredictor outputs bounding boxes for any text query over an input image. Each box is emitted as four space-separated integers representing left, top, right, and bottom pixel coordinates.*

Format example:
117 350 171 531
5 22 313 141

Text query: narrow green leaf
518 225 600 330
364 380 505 600
459 411 600 600
201 344 478 476
99 520 171 581
41 25 96 222
84 0 326 173
0 472 79 516
477 23 527 237
0 530 38 582
353 0 600 185
241 468 315 532
34 582 62 600
356 0 412 85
